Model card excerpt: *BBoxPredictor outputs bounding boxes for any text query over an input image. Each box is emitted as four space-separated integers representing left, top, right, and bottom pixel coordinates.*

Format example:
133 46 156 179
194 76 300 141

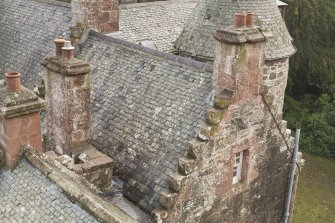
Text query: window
233 151 243 184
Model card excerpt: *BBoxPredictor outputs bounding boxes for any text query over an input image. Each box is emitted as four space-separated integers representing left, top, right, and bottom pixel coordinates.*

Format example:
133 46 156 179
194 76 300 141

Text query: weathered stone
43 150 59 160
42 57 91 76
56 154 73 164
198 124 218 141
231 118 248 131
81 155 113 172
83 168 113 189
151 11 298 222
71 0 119 33
214 27 265 44
25 150 137 223
73 164 84 174
159 190 178 210
168 173 189 192
269 72 277 80
0 80 44 169
0 86 45 119
214 89 233 109
178 157 198 176
206 108 224 126
43 55 91 155
187 139 206 160
152 208 168 223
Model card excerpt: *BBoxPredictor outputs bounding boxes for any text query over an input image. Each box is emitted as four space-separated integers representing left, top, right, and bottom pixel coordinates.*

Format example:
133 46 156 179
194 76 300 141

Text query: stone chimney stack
0 72 45 169
213 13 267 102
71 0 119 33
42 40 91 156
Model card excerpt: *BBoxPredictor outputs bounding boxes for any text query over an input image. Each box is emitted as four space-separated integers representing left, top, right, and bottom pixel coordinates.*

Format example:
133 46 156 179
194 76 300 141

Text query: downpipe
283 128 300 223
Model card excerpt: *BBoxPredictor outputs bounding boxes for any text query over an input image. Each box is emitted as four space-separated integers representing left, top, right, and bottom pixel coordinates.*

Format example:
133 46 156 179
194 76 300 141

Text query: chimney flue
246 12 254 27
5 72 21 92
62 41 75 60
54 39 65 58
234 13 247 28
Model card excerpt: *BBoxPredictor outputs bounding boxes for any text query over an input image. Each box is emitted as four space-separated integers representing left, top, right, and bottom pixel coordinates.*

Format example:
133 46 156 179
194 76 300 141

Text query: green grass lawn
293 152 335 223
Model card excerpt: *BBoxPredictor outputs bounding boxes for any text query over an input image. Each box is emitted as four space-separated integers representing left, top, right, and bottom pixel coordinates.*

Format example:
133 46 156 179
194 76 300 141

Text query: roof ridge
120 0 198 9
33 0 71 8
77 30 213 73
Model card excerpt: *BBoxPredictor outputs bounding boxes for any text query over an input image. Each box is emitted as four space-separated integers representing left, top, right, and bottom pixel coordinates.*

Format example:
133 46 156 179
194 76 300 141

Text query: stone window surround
232 148 251 186
233 151 243 184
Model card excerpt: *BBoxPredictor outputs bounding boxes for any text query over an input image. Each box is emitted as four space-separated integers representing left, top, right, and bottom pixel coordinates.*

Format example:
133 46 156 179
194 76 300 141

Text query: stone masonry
153 18 294 223
42 39 114 191
42 42 91 155
0 75 45 169
72 0 119 33
0 0 299 222
173 0 295 120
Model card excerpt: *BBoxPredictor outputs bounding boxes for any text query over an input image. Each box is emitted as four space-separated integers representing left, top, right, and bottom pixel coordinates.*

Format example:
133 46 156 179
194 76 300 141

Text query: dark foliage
284 0 335 96
284 90 335 157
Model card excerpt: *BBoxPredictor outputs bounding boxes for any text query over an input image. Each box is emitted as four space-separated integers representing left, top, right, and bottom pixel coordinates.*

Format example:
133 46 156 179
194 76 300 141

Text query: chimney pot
246 12 255 27
54 39 65 58
62 40 75 60
5 72 21 92
234 13 247 28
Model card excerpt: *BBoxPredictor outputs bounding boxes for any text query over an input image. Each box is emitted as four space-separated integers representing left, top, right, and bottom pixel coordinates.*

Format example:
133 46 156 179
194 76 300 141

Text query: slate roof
109 0 197 52
77 30 213 211
0 0 71 89
0 159 99 222
174 0 296 61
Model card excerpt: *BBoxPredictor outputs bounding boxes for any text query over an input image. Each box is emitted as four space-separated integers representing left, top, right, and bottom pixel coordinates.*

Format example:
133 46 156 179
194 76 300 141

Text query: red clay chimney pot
246 12 255 27
5 72 21 92
234 13 247 28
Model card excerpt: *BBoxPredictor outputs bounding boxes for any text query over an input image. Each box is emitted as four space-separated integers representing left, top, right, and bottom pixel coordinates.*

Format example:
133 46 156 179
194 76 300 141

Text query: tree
284 0 335 96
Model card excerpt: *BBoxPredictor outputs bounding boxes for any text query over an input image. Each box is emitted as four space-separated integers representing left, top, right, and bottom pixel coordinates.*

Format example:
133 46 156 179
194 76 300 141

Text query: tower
174 0 295 117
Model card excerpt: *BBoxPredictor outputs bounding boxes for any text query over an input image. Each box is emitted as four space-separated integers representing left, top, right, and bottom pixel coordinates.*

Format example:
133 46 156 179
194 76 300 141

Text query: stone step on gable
186 139 206 160
178 157 199 176
159 190 178 210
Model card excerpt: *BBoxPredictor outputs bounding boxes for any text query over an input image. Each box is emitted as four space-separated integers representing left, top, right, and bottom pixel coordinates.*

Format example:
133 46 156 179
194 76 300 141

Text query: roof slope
77 31 213 211
0 160 99 222
174 0 295 61
109 0 197 52
0 0 71 88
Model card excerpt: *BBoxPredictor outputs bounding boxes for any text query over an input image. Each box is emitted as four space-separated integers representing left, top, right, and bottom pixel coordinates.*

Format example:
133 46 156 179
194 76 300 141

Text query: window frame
232 151 244 184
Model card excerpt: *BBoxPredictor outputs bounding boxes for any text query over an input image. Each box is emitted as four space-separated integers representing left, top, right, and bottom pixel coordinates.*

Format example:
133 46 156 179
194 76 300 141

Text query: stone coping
25 149 138 223
76 30 213 73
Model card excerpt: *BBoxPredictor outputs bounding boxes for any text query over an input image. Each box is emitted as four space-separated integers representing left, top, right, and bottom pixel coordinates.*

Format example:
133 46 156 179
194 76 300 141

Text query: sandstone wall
72 0 119 33
153 26 294 223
